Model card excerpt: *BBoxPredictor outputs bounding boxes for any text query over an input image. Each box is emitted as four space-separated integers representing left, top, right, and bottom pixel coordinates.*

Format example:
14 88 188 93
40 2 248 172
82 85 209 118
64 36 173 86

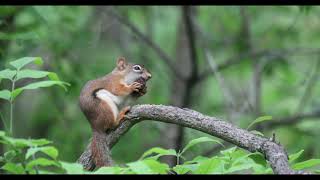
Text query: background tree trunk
163 6 197 166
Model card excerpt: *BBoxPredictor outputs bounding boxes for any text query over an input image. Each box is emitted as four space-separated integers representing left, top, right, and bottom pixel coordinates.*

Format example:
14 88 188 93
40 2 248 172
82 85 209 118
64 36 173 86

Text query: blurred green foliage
1 132 319 174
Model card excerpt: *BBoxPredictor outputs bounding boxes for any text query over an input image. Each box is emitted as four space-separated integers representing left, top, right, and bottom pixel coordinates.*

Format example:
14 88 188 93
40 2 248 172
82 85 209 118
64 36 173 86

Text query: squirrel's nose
147 72 152 79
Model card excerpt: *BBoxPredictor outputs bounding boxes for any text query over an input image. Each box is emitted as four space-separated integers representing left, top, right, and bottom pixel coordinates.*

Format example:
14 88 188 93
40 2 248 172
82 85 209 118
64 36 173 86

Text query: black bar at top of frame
0 0 318 6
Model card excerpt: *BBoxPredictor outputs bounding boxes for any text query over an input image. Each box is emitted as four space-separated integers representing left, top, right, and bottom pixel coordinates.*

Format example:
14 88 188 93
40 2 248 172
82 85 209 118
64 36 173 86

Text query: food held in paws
131 77 147 97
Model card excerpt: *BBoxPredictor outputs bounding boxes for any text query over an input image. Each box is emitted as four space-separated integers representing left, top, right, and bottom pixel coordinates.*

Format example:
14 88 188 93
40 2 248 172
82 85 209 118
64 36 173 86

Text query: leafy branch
0 57 70 136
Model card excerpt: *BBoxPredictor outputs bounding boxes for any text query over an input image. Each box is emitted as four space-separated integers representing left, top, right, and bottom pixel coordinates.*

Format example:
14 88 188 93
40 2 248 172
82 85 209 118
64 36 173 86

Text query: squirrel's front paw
130 82 143 92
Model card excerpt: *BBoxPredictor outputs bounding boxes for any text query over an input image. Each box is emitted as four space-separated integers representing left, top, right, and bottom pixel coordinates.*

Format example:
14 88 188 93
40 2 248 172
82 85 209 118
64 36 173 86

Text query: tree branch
261 110 320 129
196 48 320 84
204 110 320 157
294 59 320 114
182 6 198 81
78 104 305 174
239 6 262 117
196 49 268 83
194 18 237 114
104 7 184 80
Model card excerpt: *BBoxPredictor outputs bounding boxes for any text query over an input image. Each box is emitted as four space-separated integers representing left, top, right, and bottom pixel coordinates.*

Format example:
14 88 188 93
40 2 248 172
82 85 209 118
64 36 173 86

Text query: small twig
294 59 320 114
260 110 320 129
199 32 237 110
32 150 39 174
9 75 16 136
104 7 184 80
192 16 240 122
0 111 8 132
196 48 320 84
271 132 276 143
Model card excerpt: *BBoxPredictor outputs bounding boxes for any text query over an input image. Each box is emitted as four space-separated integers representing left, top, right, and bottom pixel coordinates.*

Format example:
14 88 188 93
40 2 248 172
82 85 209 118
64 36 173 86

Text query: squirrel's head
115 57 152 85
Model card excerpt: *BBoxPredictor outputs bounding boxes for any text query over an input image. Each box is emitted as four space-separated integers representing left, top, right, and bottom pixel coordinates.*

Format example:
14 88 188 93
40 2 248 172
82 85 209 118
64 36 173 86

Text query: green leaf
93 166 123 174
248 152 267 167
143 159 170 174
0 130 5 137
9 57 43 70
48 72 60 81
30 139 52 146
0 69 16 80
250 130 265 136
219 148 260 173
2 136 33 148
173 163 200 174
4 150 17 161
251 164 272 174
11 80 70 100
220 147 237 156
140 147 177 160
289 150 304 163
228 149 251 166
26 158 60 172
184 156 210 164
60 161 85 174
0 90 11 101
1 162 25 174
2 137 51 150
118 168 135 174
292 159 320 170
247 116 273 130
194 157 225 174
11 88 23 101
38 170 56 174
21 80 69 91
127 159 169 174
225 163 254 173
180 137 224 155
127 160 154 174
16 70 61 82
16 70 50 81
26 146 58 160
41 146 59 159
2 137 50 149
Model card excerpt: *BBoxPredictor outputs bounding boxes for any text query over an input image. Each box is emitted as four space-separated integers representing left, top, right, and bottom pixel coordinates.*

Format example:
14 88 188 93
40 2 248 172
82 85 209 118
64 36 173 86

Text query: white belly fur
95 89 123 120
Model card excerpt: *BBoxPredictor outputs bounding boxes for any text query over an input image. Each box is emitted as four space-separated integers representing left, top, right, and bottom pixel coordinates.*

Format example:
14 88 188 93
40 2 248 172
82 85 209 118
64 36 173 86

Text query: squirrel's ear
116 57 128 71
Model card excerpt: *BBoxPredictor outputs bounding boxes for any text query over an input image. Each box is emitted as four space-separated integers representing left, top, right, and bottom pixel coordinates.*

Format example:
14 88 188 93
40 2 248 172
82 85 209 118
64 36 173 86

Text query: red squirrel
79 57 151 168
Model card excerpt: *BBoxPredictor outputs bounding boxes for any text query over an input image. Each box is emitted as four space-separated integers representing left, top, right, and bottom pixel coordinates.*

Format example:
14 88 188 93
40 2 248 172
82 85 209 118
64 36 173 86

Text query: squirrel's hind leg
116 106 131 125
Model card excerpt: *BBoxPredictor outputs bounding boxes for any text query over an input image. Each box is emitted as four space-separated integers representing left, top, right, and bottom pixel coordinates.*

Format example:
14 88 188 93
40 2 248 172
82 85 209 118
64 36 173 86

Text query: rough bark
78 104 304 174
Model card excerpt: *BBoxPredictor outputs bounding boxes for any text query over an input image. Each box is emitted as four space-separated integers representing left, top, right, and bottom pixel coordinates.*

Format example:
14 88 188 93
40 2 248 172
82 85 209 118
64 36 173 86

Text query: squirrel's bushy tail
91 130 113 169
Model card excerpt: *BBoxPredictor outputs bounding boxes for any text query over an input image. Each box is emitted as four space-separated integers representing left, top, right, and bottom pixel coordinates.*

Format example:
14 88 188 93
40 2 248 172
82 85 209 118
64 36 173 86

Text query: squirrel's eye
133 65 142 72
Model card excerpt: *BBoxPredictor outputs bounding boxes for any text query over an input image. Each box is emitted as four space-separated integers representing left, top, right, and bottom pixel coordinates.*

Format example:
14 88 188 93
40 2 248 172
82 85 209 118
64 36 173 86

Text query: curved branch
104 7 184 80
196 48 320 84
262 110 320 129
78 104 304 174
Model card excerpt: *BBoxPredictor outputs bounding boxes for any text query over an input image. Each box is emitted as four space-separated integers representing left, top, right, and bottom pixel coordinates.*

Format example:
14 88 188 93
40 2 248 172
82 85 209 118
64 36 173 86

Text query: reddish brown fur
79 57 151 169
91 130 109 167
